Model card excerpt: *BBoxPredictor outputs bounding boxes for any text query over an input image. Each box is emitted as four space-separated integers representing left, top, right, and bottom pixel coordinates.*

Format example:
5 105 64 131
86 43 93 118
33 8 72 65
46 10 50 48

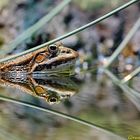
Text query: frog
0 74 78 104
0 42 79 76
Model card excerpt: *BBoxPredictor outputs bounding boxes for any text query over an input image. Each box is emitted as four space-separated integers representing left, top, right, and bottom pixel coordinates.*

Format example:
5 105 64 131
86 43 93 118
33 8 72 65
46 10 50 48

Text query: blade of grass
0 127 20 140
121 66 140 83
0 0 71 56
104 17 140 68
0 95 125 139
104 69 140 111
0 0 139 63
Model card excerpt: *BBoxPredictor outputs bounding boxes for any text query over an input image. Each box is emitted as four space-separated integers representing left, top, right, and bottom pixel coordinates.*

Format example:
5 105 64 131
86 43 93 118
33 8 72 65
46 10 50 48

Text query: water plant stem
105 17 140 68
0 95 125 140
0 0 71 56
104 69 140 111
121 66 140 83
0 0 139 63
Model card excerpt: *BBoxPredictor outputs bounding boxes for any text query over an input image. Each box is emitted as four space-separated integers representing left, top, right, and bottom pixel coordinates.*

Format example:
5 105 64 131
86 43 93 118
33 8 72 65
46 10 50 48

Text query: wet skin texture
0 42 78 74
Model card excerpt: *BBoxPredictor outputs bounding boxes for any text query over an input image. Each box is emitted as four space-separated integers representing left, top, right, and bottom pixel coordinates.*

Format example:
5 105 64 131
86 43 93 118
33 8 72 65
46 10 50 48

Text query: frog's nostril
66 50 70 53
61 50 70 54
61 50 65 53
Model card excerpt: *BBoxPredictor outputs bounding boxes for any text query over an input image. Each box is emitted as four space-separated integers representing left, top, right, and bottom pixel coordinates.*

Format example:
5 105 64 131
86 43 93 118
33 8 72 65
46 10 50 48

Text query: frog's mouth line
34 58 77 74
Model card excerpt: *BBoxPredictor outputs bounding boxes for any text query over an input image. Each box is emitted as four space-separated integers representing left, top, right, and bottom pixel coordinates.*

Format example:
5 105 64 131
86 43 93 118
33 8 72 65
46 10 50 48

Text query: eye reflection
49 97 57 103
46 92 60 104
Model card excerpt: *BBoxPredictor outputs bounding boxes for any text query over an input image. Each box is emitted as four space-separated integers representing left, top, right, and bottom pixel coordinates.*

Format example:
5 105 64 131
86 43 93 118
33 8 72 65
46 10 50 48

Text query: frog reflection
0 75 78 104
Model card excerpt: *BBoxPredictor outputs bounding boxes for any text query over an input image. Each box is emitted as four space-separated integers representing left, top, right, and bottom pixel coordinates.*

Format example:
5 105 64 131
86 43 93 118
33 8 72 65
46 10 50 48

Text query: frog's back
0 47 48 72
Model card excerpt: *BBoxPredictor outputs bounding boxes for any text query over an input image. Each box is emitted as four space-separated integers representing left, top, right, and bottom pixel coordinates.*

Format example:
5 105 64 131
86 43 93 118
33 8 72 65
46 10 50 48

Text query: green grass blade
0 0 139 63
0 0 71 56
105 17 140 68
104 69 140 111
0 95 125 139
0 127 19 140
121 66 140 83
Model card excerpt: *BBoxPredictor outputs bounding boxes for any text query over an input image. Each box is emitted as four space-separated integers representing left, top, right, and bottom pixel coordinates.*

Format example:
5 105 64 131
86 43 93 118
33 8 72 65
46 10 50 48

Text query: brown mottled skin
0 42 78 104
0 42 78 73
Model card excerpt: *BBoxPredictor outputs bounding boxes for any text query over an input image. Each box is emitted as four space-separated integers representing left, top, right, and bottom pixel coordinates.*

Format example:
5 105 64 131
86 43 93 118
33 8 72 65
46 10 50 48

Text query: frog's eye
35 53 46 63
48 44 58 54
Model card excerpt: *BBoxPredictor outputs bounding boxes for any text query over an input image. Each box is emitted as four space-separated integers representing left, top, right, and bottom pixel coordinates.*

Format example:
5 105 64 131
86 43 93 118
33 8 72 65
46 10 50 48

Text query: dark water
0 68 139 140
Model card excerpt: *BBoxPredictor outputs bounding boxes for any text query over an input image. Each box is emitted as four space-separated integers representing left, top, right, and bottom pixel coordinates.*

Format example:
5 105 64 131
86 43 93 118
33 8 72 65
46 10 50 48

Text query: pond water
0 0 140 140
0 67 139 140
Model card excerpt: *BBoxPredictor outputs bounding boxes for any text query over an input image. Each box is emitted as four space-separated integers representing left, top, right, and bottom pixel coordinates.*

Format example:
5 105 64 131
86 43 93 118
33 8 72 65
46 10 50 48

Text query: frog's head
32 42 78 75
32 79 77 104
30 76 78 104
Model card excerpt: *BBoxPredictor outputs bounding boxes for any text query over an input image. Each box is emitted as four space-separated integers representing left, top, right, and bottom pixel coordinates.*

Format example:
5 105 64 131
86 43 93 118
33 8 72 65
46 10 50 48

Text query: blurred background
0 0 140 140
